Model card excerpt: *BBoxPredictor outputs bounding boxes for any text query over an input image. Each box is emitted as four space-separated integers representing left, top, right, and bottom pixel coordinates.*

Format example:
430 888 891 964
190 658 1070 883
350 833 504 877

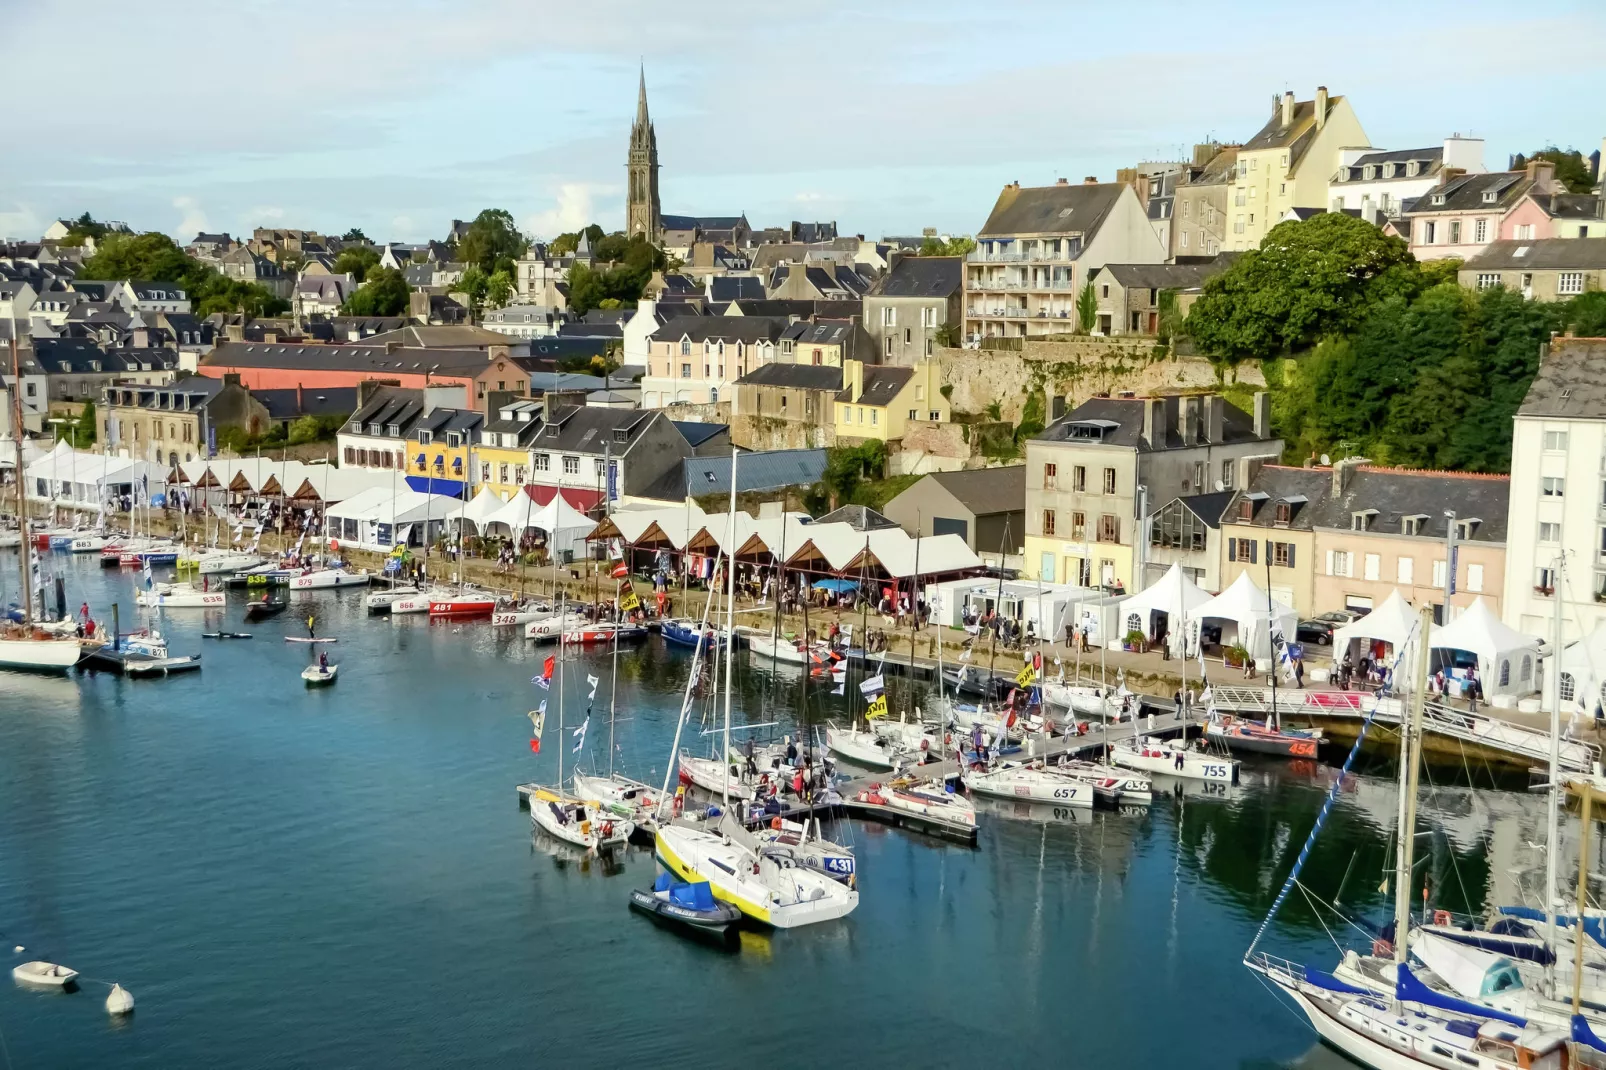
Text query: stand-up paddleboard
284 637 338 644
202 632 253 639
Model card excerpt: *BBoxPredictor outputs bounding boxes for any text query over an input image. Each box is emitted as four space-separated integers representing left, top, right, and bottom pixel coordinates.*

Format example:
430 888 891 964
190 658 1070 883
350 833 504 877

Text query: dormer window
1363 165 1376 180
1482 190 1497 204
1237 499 1254 521
447 432 461 448
612 429 628 444
1274 502 1292 526
1382 163 1395 178
1431 193 1446 206
1457 518 1481 540
1406 161 1420 177
386 423 398 437
1402 513 1429 537
1351 509 1377 532
416 430 433 445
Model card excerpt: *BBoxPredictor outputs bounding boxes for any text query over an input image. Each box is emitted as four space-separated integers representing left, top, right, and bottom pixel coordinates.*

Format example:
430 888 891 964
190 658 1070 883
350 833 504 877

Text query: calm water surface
0 556 1555 1068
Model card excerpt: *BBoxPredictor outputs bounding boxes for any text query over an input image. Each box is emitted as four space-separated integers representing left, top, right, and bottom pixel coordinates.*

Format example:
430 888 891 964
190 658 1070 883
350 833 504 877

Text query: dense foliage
1510 147 1597 194
917 236 976 257
456 208 523 276
341 266 409 316
331 245 381 282
76 231 290 317
566 234 666 315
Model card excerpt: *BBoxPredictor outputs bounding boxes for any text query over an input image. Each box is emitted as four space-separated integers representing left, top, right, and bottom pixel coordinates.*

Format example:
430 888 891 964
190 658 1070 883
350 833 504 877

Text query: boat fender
601 822 614 840
919 738 929 751
106 984 134 1015
770 817 783 830
1433 909 1452 926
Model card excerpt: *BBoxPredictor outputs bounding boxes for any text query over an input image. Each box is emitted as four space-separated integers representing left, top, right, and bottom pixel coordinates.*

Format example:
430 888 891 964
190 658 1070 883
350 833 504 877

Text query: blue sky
2 0 1603 245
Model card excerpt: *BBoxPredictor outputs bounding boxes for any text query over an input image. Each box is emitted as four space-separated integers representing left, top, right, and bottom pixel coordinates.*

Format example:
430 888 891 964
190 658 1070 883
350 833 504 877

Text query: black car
1295 610 1361 646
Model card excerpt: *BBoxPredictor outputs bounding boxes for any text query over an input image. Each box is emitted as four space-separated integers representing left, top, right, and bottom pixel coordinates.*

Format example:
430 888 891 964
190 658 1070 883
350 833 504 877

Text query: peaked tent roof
1117 563 1213 641
1185 571 1297 660
1428 597 1541 695
1333 589 1420 652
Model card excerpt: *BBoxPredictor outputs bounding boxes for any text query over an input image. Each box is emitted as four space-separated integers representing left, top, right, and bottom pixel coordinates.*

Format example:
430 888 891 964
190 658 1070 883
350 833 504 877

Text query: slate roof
530 404 660 456
1172 490 1236 529
403 263 434 286
650 448 827 501
29 339 177 374
652 315 787 344
1526 193 1604 221
557 321 623 339
1220 467 1333 530
1402 171 1531 215
1517 338 1606 420
977 182 1124 239
872 255 962 299
253 386 358 421
709 276 767 301
838 365 913 406
1306 467 1509 542
661 214 748 232
203 341 491 376
735 362 842 390
925 465 1025 517
1033 395 1268 450
1095 259 1233 291
1240 95 1345 172
105 375 227 409
353 324 515 349
671 421 729 448
1333 146 1443 184
729 299 858 320
815 504 898 530
782 319 857 346
1462 238 1606 271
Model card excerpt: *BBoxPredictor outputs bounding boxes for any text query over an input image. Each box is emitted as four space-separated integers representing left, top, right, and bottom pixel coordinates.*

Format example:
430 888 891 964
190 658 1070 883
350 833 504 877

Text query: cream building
1228 87 1369 251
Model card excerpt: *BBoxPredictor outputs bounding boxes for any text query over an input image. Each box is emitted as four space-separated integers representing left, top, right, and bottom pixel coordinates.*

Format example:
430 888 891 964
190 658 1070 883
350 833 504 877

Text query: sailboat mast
987 517 1008 692
608 576 620 778
557 588 566 793
1266 548 1277 731
719 451 738 809
11 334 34 625
1543 551 1565 997
1391 604 1433 972
909 514 921 716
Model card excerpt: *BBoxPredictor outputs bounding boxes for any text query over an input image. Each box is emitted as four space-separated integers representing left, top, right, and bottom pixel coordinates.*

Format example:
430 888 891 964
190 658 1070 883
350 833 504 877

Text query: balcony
967 279 1075 292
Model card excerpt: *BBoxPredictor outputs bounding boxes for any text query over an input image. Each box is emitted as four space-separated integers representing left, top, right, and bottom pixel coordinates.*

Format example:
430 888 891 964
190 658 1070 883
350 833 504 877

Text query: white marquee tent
1332 589 1421 663
480 493 595 559
1116 563 1212 651
1550 621 1606 715
325 487 460 551
1185 570 1298 663
1428 596 1543 699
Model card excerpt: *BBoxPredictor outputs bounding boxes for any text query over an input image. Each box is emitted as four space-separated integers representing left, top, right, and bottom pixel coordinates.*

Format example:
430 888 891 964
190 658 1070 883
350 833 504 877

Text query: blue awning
813 579 858 593
414 453 425 466
451 457 462 469
404 476 466 497
433 454 445 467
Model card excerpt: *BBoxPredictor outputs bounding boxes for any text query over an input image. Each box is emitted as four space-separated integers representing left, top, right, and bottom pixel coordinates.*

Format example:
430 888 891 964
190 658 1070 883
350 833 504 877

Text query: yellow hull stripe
654 830 773 925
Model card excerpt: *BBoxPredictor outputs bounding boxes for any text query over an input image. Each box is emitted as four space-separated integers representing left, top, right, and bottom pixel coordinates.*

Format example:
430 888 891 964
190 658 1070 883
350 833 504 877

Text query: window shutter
1326 550 1336 576
1249 540 1258 564
1286 544 1295 570
1228 540 1237 562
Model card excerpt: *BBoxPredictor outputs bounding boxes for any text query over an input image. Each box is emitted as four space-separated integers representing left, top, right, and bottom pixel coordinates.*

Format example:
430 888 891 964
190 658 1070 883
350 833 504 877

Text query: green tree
1075 281 1097 333
332 245 381 282
341 228 369 243
76 231 193 282
343 266 410 317
485 269 513 309
1563 291 1606 337
69 399 97 448
287 415 322 445
458 266 489 310
457 209 525 274
1184 213 1417 362
59 212 114 247
917 236 976 257
1521 147 1597 194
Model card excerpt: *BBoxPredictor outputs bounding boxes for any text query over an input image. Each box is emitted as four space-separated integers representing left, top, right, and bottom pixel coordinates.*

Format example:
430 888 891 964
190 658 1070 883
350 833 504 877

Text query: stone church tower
625 67 661 241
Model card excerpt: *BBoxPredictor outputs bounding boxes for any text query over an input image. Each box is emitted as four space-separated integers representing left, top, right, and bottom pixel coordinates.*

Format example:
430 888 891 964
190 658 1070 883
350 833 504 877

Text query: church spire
626 65 661 242
636 63 649 127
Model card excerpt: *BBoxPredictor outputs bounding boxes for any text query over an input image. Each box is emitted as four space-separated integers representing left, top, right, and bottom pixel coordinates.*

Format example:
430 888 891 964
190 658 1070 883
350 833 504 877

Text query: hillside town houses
5 70 1606 654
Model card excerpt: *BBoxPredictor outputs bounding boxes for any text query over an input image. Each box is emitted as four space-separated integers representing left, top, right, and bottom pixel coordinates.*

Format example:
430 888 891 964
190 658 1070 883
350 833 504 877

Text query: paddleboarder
306 614 316 640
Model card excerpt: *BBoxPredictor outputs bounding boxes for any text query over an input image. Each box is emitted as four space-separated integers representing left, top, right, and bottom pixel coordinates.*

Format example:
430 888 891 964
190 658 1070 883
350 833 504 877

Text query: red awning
521 484 603 512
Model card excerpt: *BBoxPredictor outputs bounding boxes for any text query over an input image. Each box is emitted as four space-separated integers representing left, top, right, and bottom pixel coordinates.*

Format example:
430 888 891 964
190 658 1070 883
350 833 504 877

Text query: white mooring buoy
105 983 135 1015
12 945 23 953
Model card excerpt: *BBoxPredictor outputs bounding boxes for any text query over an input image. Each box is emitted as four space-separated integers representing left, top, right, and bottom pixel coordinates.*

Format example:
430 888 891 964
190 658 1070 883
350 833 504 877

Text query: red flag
529 738 541 754
542 655 555 680
612 562 628 579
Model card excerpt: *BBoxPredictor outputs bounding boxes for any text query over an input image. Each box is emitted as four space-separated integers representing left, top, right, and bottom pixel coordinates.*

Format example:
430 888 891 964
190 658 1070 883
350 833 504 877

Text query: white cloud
524 183 609 240
172 195 209 238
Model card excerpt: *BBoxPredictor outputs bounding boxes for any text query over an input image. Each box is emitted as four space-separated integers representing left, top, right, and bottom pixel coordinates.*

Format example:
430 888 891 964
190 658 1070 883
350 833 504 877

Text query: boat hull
136 589 227 609
963 767 1095 807
1206 719 1322 758
654 824 857 929
628 888 741 935
1110 740 1239 783
563 624 647 644
0 636 82 672
288 570 369 590
428 597 496 618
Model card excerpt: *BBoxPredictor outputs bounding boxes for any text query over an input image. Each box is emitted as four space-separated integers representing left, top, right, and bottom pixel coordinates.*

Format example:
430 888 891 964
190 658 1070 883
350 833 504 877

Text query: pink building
1500 189 1606 241
1401 161 1558 261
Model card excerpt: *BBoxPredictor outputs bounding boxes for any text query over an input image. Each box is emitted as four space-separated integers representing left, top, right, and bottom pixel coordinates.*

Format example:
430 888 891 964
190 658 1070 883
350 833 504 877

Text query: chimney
1192 142 1218 168
1133 172 1152 206
1204 395 1224 443
263 330 278 344
1330 456 1368 496
385 340 400 354
1083 176 1099 185
1527 158 1557 192
1281 90 1294 129
1240 454 1269 489
223 372 241 387
1178 395 1199 446
1252 390 1271 439
1056 177 1068 186
1142 397 1166 449
1314 86 1328 129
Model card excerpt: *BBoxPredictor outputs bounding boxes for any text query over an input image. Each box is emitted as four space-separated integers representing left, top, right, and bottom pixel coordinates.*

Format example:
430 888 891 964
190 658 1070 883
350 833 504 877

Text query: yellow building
475 398 544 499
780 318 877 367
832 361 948 442
338 385 483 495
1228 87 1369 251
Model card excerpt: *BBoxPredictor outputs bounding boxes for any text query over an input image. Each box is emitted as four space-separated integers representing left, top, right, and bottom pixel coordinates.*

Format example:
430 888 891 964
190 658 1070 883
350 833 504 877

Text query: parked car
1295 610 1362 646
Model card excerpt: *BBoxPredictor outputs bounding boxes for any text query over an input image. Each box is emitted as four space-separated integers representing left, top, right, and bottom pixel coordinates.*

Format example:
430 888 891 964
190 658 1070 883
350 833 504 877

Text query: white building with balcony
1501 337 1606 642
964 179 1165 341
1327 136 1486 221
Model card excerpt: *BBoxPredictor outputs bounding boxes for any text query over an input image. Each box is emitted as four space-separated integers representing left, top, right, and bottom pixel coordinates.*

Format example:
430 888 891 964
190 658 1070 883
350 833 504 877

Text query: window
1423 221 1436 244
1274 502 1291 526
1073 466 1086 492
1543 476 1565 497
1043 510 1056 536
1326 550 1354 577
1540 521 1561 543
1097 514 1119 543
1071 511 1086 539
885 337 893 357
1234 215 1245 234
1192 461 1205 490
1279 183 1286 195
1229 537 1257 563
1432 559 1448 587
1467 563 1484 592
1561 672 1577 703
1449 221 1461 244
857 406 865 424
1477 273 1500 290
921 306 937 328
1221 460 1234 490
1559 272 1586 296
909 408 917 420
1515 223 1535 240
1044 462 1057 489
881 306 896 327
1180 231 1189 249
1100 284 1109 299
1102 468 1116 494
498 463 509 484
1537 566 1557 593
680 363 691 378
680 339 691 356
562 456 579 475
1238 499 1254 521
534 453 550 472
1544 430 1568 451
903 328 911 345
344 447 356 464
1271 541 1293 567
870 409 878 426
1474 218 1488 243
1398 557 1414 584
1364 553 1380 581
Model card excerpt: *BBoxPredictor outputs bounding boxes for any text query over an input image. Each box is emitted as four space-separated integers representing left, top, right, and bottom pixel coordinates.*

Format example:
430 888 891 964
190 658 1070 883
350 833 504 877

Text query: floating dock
80 647 201 677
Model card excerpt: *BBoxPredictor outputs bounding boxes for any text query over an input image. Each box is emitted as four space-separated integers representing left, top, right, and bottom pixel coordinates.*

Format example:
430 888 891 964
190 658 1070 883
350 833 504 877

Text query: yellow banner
618 589 641 613
866 694 888 719
1016 664 1038 688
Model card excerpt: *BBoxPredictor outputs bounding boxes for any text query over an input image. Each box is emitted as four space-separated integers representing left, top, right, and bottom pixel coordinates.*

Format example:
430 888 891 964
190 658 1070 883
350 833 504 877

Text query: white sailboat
963 763 1097 807
1109 735 1239 783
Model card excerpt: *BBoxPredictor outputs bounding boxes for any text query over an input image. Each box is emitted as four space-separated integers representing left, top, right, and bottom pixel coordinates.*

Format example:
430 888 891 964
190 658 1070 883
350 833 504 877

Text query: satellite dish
1319 454 1331 466
1213 479 1224 491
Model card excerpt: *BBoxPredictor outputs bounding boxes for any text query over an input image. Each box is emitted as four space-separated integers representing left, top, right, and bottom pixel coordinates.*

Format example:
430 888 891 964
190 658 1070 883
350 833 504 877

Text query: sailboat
570 575 662 831
527 594 634 852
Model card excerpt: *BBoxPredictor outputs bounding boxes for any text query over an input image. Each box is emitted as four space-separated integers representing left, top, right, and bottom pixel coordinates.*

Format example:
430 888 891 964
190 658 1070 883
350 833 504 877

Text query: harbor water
0 556 1567 1068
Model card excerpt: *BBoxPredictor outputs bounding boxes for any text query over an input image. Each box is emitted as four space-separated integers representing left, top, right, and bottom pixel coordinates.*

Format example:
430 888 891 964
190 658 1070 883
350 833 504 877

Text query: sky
2 0 1604 246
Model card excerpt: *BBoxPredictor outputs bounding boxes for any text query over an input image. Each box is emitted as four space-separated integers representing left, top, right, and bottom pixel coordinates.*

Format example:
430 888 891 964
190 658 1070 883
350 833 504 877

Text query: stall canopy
481 492 594 558
1333 590 1420 659
1185 571 1298 661
1116 564 1212 648
456 486 509 532
324 487 460 551
1552 622 1606 714
1428 597 1542 698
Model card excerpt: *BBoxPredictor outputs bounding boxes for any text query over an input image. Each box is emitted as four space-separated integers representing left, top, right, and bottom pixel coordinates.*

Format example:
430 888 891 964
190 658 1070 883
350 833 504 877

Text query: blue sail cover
1573 1014 1606 1052
1395 965 1527 1027
653 871 674 893
669 880 716 911
1497 905 1606 948
1303 966 1372 995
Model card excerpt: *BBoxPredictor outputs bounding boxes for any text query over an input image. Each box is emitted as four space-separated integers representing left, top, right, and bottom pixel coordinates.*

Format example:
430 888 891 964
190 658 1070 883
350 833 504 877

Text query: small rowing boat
12 960 78 986
244 598 288 621
284 637 338 644
201 631 252 640
301 663 338 685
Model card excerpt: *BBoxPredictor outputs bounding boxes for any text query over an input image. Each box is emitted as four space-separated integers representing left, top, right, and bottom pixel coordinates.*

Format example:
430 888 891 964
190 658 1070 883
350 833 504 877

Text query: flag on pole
533 655 555 690
586 674 599 700
141 556 154 590
859 674 884 699
832 680 845 696
611 561 628 579
571 716 589 754
960 646 972 662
